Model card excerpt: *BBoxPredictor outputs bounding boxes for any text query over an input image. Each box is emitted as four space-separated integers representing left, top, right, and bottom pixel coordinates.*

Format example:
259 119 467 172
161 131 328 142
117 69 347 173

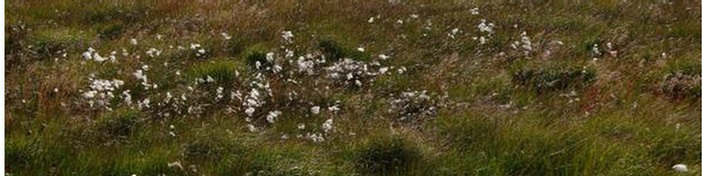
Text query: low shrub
657 59 701 99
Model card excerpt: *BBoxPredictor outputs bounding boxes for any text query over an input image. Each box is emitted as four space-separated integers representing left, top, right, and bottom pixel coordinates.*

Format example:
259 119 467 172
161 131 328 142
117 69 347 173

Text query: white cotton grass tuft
470 7 480 15
322 118 333 133
328 104 341 112
221 32 232 40
311 106 321 114
146 48 161 58
672 164 688 172
592 44 601 55
379 54 390 60
520 32 533 51
307 133 325 143
266 110 282 123
81 78 125 109
448 28 460 39
245 107 255 117
477 19 494 34
246 124 258 132
82 48 116 63
281 31 294 43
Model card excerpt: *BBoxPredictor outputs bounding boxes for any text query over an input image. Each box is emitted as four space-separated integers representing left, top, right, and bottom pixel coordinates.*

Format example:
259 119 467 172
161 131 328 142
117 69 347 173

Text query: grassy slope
5 0 701 175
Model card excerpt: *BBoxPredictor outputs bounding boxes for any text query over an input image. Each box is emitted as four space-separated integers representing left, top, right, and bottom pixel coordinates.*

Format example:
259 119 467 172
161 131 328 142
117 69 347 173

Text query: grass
354 136 422 175
5 0 701 175
188 59 245 87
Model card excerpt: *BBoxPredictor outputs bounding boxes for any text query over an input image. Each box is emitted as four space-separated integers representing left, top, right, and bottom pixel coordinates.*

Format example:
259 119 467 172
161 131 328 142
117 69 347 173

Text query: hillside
5 0 702 175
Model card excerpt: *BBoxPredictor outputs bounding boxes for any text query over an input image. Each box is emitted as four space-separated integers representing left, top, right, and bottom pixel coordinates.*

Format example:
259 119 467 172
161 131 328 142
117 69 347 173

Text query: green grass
189 59 245 87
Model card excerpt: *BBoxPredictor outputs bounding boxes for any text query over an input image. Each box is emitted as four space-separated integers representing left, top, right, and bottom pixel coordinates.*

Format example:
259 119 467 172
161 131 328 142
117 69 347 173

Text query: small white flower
357 47 365 52
672 164 688 172
130 38 138 46
368 17 375 23
297 123 306 130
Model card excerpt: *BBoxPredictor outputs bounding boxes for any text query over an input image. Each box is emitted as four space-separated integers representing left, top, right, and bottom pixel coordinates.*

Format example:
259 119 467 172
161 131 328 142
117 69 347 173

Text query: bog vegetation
5 0 701 175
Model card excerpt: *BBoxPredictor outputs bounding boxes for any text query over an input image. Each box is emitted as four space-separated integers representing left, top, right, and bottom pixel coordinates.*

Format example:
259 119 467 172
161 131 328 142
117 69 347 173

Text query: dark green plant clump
512 66 596 92
355 137 421 175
